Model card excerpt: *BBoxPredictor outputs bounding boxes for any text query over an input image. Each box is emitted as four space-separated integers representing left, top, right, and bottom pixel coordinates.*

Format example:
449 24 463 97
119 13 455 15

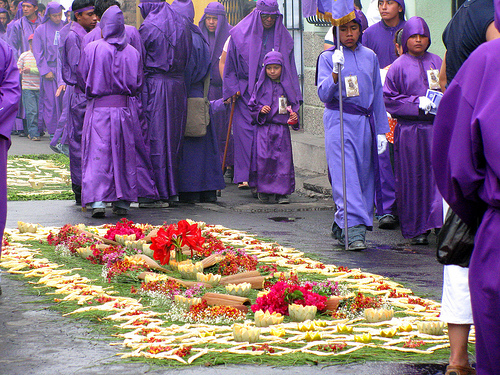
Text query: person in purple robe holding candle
199 2 233 173
139 0 191 204
383 16 443 245
32 2 64 141
78 5 157 218
60 0 97 205
223 0 301 191
317 11 389 251
432 1 500 372
248 50 300 204
0 38 21 294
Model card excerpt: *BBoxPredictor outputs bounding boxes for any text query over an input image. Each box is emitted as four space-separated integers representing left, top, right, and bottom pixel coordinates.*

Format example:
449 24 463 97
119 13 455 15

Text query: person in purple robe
248 51 299 204
32 2 64 140
0 7 11 39
223 0 301 190
383 16 443 245
9 0 41 57
316 11 390 251
78 5 157 218
60 0 97 205
139 0 191 203
198 2 233 172
0 38 21 292
432 1 500 371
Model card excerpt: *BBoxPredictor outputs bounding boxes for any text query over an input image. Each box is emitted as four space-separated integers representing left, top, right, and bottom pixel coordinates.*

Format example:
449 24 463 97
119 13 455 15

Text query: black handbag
436 209 477 268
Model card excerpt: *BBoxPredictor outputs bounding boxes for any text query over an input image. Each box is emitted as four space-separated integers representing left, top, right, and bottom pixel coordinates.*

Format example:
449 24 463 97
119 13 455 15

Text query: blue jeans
22 89 40 138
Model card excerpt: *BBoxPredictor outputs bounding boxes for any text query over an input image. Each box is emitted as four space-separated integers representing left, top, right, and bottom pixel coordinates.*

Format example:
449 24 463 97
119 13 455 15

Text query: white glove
377 134 388 155
418 96 436 114
331 47 344 74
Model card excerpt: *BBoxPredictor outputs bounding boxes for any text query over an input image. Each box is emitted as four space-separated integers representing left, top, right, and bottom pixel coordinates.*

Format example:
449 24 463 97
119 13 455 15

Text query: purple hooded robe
78 6 157 206
174 0 225 196
248 50 300 195
432 1 500 372
199 2 233 166
223 0 302 184
383 17 443 239
32 2 64 136
317 13 389 232
139 0 191 200
8 1 41 57
0 39 21 255
0 8 11 40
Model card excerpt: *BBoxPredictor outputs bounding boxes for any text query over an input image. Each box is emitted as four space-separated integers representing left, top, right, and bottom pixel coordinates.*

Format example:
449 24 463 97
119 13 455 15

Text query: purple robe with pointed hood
247 51 300 195
32 2 64 135
0 39 20 255
432 2 500 372
383 16 442 239
79 5 157 206
139 0 191 200
222 0 301 184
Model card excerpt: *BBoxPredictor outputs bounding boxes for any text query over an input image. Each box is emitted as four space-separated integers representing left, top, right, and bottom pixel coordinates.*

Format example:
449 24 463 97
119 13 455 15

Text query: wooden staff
221 94 237 173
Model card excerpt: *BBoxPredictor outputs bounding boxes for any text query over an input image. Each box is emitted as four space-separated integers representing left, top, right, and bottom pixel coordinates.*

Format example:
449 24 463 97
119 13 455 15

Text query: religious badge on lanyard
427 69 440 90
345 75 359 98
278 95 288 114
54 31 60 46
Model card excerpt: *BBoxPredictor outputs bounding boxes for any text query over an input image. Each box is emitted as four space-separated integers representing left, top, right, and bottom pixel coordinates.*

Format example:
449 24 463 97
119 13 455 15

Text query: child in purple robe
248 51 299 204
383 17 443 245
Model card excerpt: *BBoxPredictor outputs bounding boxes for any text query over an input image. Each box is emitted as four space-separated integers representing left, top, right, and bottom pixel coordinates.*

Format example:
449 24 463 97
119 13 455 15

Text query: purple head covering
401 16 431 54
14 2 23 20
496 0 500 31
171 0 194 22
100 5 126 50
256 0 279 14
199 2 232 64
22 0 38 7
329 10 366 48
0 7 9 33
393 0 405 20
41 2 64 23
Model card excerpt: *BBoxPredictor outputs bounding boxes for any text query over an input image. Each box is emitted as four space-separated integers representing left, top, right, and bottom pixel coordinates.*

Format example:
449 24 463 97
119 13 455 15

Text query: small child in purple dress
248 51 300 204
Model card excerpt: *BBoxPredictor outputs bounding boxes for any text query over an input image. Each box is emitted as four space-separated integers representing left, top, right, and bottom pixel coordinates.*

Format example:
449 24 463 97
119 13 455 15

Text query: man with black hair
9 0 40 57
60 0 96 207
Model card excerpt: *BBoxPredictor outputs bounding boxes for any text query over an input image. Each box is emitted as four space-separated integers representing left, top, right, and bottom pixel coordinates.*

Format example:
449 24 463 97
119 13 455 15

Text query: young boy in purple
248 51 299 204
383 17 443 245
8 0 40 57
32 2 64 140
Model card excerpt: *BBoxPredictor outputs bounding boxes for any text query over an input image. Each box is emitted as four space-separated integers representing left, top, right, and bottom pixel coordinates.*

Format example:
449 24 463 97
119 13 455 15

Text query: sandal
238 182 250 190
445 365 476 375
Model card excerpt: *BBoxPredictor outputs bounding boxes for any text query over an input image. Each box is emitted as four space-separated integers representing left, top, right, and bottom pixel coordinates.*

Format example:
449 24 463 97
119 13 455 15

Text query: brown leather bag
185 74 210 137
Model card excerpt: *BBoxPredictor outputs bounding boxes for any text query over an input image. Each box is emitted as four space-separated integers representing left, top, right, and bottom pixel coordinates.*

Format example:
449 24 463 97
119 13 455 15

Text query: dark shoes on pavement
410 232 429 245
378 214 399 230
348 240 367 251
91 208 105 218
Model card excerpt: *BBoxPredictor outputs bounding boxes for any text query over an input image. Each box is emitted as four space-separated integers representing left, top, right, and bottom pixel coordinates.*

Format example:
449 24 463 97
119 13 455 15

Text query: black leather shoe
378 214 398 230
410 234 429 245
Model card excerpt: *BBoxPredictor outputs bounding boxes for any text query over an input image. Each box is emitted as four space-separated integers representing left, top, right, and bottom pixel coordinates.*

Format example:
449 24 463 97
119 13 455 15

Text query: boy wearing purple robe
8 0 40 57
32 2 64 140
248 51 299 204
199 2 233 168
223 0 301 189
60 0 97 205
432 1 500 371
317 12 389 251
139 0 191 203
383 17 443 244
78 5 157 218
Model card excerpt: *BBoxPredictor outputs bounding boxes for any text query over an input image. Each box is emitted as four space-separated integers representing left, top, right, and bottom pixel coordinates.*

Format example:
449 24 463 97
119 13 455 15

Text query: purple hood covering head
199 2 232 64
22 0 38 7
401 16 431 54
393 0 405 20
0 7 10 27
42 2 64 23
171 0 194 22
496 0 500 31
101 5 127 50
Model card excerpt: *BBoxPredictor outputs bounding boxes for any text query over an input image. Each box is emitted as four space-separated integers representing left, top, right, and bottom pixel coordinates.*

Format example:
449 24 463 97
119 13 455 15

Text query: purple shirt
9 15 41 56
363 19 406 68
61 21 87 86
0 39 21 139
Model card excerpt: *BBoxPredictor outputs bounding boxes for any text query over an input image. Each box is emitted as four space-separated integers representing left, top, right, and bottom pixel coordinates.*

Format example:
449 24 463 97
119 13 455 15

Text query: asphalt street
0 135 451 374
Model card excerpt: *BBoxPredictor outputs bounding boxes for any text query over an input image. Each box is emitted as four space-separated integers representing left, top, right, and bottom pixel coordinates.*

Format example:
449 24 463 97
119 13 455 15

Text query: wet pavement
0 135 453 374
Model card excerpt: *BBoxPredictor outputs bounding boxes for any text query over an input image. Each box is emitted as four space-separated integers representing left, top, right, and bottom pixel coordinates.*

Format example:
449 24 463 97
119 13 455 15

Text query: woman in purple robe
32 2 64 139
199 2 233 169
248 51 299 204
317 12 389 250
78 5 157 218
383 17 443 245
432 2 500 372
223 0 301 189
139 0 191 202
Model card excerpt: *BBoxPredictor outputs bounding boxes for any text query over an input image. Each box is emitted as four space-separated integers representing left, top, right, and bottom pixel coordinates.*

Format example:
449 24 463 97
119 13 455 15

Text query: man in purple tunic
223 0 301 189
78 5 157 218
60 0 97 205
171 0 225 204
383 17 443 245
317 12 389 250
139 0 191 203
198 2 233 169
8 0 40 57
432 1 500 371
0 38 21 292
32 2 64 140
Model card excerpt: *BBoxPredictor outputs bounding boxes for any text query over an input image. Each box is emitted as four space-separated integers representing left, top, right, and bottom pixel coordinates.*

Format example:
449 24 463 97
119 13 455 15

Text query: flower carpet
0 219 472 366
